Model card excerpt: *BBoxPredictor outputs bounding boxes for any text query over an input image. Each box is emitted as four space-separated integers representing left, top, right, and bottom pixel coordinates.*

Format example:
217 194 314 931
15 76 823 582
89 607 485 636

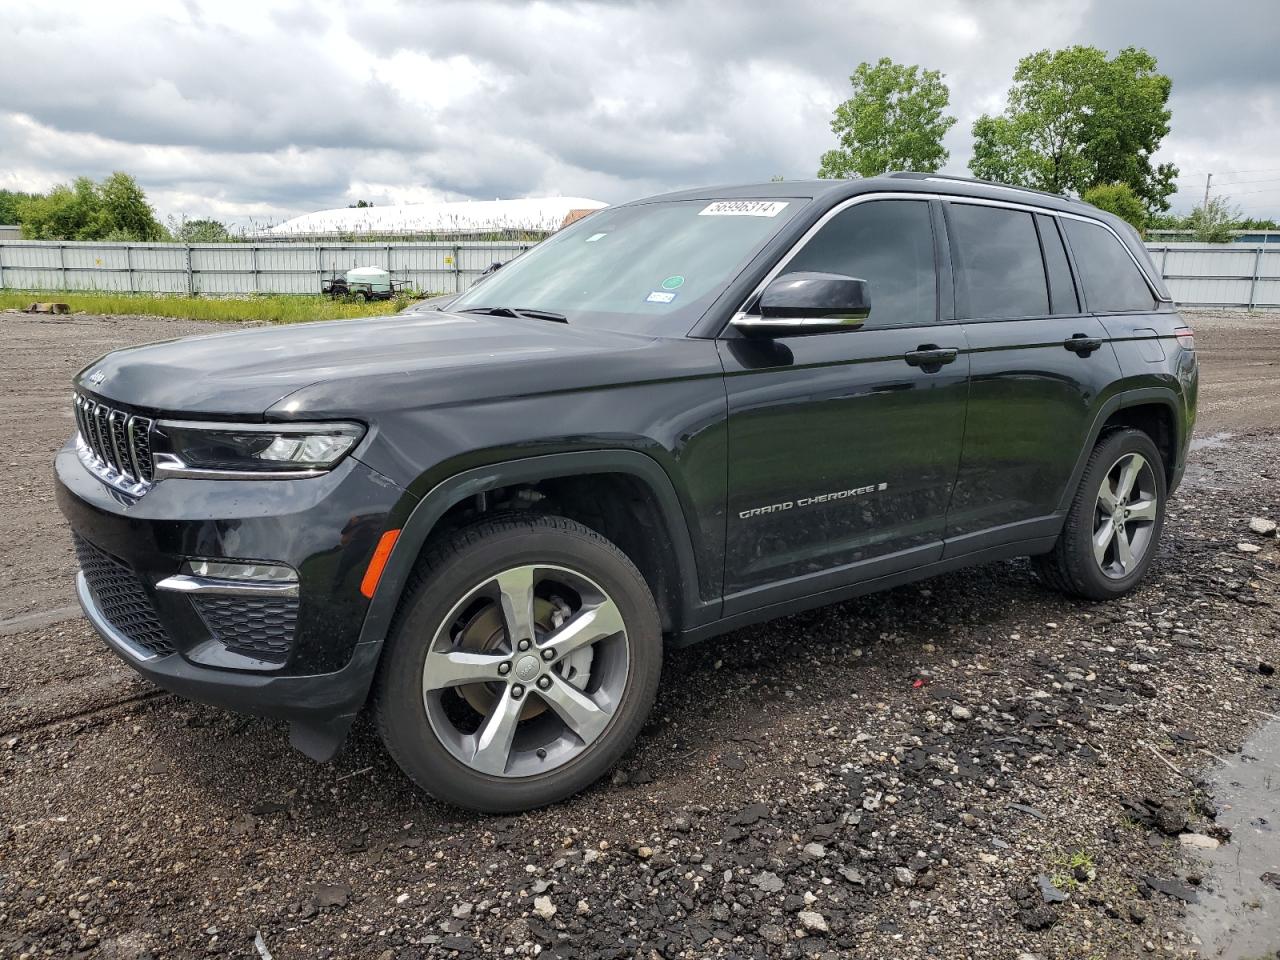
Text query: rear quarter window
1062 219 1158 313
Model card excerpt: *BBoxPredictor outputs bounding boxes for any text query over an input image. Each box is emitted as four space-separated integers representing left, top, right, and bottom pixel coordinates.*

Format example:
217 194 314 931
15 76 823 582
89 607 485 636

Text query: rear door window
948 204 1050 320
1036 214 1080 315
1062 218 1158 313
780 199 936 327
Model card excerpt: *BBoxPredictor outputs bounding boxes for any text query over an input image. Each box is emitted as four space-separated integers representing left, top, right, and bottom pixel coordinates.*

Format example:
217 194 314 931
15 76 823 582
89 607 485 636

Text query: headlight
152 420 364 478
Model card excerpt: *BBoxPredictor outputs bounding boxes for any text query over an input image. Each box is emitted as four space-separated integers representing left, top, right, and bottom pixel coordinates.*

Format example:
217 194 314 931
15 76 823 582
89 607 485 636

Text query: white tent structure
256 196 607 240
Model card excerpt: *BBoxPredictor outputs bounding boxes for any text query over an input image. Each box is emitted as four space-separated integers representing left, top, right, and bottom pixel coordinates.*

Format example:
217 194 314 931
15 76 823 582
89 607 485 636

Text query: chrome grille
74 394 154 494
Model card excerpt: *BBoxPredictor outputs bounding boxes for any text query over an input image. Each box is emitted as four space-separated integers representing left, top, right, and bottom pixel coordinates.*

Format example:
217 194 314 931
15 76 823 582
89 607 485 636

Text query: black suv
56 174 1198 812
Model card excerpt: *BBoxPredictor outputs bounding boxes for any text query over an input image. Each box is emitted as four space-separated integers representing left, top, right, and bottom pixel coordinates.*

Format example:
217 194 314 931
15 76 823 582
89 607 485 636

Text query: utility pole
1202 172 1212 209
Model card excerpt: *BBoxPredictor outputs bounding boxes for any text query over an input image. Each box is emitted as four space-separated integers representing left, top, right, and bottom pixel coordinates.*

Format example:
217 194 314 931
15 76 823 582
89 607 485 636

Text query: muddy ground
0 309 1278 959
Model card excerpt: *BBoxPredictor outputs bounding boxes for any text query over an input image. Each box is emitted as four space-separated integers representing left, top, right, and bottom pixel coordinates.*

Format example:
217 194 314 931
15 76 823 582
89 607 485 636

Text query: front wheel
374 514 662 813
1033 428 1167 600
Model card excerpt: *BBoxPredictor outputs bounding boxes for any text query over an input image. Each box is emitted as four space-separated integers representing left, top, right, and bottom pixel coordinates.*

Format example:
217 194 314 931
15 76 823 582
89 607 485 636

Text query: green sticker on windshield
661 275 685 290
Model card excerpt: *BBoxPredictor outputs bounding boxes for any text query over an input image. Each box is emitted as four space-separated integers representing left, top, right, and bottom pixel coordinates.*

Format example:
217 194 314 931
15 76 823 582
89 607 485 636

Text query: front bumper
56 439 410 757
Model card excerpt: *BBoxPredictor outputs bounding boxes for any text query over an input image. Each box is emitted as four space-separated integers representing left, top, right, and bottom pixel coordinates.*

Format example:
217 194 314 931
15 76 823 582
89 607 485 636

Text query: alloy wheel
422 564 630 778
1093 452 1159 579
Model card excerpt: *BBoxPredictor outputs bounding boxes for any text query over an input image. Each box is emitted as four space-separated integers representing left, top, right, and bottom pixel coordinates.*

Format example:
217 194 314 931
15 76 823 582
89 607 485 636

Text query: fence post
1248 245 1263 310
59 243 67 291
452 243 461 293
185 245 194 296
251 244 259 294
125 244 134 293
1159 245 1169 278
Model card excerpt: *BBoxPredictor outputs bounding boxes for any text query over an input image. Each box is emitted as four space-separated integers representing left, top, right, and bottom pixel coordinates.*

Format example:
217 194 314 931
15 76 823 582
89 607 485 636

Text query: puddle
1184 720 1280 957
1191 431 1236 452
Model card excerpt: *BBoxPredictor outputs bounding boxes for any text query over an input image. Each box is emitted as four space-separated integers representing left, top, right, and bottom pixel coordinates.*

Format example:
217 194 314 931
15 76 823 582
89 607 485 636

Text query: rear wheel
375 514 661 812
1033 428 1167 600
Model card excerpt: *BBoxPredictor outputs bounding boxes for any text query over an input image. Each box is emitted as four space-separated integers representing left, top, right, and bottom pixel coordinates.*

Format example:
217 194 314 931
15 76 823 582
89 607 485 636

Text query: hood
75 311 652 417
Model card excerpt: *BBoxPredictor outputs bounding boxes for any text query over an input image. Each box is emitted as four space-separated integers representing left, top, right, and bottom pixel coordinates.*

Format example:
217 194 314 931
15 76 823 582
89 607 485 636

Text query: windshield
451 198 805 334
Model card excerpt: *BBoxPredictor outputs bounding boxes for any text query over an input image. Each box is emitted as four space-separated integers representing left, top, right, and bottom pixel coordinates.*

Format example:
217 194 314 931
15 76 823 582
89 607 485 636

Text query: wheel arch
356 450 709 654
1057 386 1185 514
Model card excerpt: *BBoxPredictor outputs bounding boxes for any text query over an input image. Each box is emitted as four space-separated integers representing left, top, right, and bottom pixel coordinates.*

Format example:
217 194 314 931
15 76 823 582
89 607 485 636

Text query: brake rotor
452 594 594 720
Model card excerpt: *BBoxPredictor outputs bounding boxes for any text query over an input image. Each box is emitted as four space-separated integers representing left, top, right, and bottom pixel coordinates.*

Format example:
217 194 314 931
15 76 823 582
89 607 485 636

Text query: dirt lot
1 309 1278 959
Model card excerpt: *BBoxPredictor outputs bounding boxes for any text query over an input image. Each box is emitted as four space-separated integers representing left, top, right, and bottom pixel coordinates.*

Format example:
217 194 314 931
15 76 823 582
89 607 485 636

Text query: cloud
1 0 1275 225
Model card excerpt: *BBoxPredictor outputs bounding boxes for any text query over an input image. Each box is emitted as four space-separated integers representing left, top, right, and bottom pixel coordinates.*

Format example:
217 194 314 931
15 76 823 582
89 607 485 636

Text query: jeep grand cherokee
56 173 1198 812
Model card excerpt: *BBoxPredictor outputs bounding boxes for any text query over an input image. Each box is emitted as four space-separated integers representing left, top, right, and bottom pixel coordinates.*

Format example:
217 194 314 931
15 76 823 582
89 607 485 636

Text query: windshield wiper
458 306 568 324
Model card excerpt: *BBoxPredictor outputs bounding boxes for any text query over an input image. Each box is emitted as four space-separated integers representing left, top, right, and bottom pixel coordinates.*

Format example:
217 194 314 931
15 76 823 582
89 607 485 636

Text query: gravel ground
0 308 1278 959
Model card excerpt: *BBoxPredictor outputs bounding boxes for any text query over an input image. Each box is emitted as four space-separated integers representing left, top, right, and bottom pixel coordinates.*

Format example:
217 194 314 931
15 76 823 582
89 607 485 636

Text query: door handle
1064 334 1103 356
904 345 959 371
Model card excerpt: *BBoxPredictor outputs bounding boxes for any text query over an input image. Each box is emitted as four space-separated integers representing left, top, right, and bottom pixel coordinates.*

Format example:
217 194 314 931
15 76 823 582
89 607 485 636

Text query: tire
1033 427 1167 600
374 514 662 813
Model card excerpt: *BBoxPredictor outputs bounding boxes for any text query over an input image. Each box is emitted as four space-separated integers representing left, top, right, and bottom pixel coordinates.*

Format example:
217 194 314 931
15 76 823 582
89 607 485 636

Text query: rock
1179 833 1220 851
951 706 973 721
451 902 473 918
1141 875 1199 903
575 899 590 916
1036 874 1069 904
730 802 770 825
1260 661 1276 677
532 895 556 919
759 924 787 945
798 911 828 934
837 865 866 886
1248 517 1277 536
1260 872 1280 890
1127 662 1150 674
1127 902 1147 925
1237 542 1263 553
894 867 915 887
802 842 826 860
1154 801 1189 836
309 883 350 908
1017 906 1058 931
753 871 785 893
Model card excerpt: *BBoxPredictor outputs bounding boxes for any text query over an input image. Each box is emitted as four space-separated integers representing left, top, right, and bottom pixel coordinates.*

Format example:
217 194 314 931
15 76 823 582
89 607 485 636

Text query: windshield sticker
661 275 685 290
699 200 789 218
585 232 607 242
645 291 676 304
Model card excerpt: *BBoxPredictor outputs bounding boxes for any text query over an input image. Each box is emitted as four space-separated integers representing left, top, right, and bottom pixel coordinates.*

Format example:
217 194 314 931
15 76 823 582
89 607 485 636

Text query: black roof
633 171 1100 219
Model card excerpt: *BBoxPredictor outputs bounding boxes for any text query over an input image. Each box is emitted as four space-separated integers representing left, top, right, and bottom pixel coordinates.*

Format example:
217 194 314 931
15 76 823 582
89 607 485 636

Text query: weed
0 291 424 325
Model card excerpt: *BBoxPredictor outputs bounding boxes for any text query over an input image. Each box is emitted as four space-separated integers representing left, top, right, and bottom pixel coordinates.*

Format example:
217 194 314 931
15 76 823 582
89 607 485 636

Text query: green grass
1050 848 1097 891
0 291 423 324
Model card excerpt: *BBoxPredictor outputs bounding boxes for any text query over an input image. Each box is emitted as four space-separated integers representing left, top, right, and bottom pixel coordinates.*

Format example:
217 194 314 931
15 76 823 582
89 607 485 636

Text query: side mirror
732 272 871 336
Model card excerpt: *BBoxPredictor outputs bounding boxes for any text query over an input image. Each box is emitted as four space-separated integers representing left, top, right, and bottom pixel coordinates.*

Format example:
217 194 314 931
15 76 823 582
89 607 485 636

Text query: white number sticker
699 200 789 218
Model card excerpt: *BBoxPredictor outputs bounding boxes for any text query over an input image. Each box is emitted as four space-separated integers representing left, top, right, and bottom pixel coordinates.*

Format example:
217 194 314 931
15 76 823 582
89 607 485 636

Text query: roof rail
887 171 1072 202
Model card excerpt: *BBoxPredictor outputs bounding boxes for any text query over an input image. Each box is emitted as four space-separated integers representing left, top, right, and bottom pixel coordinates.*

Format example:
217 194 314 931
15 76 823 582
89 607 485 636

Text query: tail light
1174 326 1195 351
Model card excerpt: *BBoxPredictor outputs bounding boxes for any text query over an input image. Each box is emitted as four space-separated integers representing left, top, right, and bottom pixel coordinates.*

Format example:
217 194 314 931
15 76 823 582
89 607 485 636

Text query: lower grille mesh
73 534 175 657
192 595 298 663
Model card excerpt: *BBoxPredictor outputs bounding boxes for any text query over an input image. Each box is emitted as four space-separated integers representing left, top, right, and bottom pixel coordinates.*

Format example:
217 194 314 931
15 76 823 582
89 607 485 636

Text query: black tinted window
782 200 935 327
1036 214 1080 314
1063 218 1158 313
948 204 1049 319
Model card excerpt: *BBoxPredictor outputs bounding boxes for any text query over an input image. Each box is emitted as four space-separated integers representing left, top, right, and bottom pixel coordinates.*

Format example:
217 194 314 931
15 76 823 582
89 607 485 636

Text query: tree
970 46 1177 214
818 58 955 179
17 172 165 241
0 189 37 225
349 200 374 208
169 215 232 243
1186 196 1241 243
1081 183 1147 232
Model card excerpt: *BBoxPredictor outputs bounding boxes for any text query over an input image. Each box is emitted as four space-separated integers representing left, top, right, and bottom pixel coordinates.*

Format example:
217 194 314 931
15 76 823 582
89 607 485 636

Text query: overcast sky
2 0 1277 227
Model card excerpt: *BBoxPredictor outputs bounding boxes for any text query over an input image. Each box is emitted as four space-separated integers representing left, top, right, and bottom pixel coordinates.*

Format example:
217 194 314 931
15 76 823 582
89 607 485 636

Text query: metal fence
1 237 1278 309
1149 243 1280 309
0 240 533 296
